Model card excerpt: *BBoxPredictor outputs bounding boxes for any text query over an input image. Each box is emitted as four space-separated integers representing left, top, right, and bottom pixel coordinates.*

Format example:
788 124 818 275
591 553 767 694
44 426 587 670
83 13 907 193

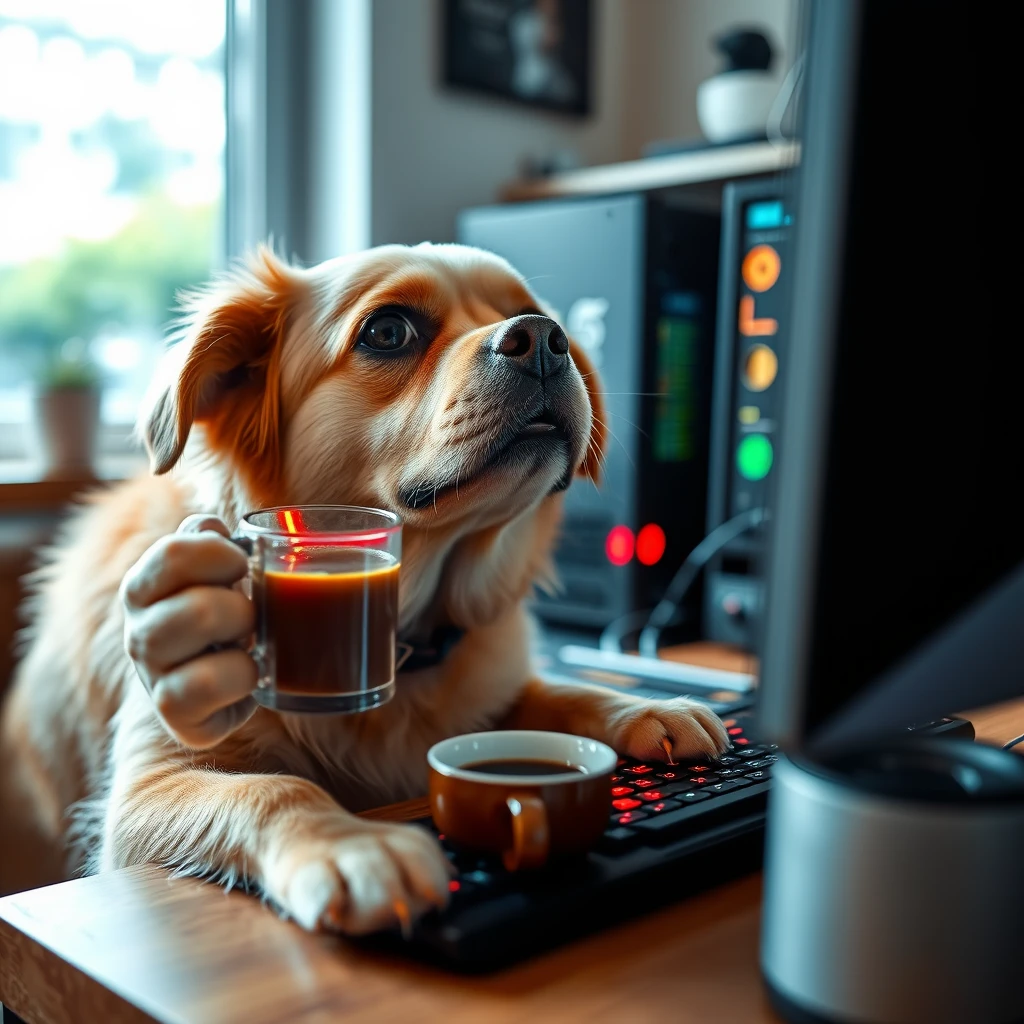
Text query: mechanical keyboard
362 712 974 971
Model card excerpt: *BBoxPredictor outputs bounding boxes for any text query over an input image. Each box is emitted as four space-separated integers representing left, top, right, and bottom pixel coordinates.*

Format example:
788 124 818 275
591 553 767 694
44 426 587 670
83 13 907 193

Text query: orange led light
742 244 781 292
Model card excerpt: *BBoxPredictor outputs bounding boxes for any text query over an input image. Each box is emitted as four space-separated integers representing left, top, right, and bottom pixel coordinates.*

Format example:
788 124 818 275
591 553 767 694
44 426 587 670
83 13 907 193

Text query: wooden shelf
500 139 800 202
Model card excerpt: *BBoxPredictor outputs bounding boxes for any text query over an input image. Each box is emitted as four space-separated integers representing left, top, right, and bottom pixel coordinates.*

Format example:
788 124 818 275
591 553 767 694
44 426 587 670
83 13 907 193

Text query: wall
369 0 627 245
368 0 799 246
620 0 800 159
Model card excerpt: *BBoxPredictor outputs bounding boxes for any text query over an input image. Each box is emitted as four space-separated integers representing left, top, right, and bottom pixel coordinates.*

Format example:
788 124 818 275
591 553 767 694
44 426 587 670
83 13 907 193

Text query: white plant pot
697 70 778 143
32 387 101 478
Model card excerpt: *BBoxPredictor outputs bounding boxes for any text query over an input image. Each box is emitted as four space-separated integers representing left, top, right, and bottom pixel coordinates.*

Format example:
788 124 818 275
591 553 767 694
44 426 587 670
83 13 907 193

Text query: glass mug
235 505 402 713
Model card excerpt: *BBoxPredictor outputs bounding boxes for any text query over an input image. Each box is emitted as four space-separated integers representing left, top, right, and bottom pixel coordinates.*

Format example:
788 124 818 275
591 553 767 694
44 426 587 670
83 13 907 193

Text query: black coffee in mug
461 759 586 776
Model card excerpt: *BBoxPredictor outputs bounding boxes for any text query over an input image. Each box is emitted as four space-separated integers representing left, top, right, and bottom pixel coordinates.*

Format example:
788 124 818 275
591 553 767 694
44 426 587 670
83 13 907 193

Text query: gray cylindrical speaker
761 738 1024 1024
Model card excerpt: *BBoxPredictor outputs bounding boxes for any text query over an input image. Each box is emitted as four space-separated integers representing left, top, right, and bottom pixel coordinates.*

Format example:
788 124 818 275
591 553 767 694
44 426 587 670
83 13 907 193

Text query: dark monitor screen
757 1 1021 749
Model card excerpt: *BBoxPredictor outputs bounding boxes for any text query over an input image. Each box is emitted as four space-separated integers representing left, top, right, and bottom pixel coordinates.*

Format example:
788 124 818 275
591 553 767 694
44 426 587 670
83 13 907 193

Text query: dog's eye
360 311 417 352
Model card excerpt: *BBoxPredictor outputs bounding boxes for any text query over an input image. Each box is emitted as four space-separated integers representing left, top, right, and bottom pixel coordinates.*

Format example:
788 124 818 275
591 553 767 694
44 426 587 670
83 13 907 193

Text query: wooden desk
2 700 1021 1024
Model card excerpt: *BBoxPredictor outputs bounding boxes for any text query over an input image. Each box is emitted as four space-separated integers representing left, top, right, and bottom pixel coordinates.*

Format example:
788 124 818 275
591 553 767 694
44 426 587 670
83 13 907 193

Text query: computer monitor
756 0 1021 751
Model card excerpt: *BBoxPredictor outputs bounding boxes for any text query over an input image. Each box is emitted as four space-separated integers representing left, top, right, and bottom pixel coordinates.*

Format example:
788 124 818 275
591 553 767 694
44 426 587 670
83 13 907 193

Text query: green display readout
653 316 698 462
736 433 774 480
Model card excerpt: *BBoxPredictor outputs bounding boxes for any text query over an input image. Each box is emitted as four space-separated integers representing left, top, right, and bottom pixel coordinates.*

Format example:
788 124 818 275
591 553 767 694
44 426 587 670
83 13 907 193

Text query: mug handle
503 793 550 871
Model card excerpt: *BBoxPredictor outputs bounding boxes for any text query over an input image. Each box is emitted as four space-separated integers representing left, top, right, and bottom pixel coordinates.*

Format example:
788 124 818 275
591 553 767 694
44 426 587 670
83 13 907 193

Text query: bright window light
0 0 226 439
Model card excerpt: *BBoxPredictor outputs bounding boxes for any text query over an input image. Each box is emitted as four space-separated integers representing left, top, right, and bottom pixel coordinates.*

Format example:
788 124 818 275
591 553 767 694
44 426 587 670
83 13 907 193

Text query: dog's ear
568 338 607 484
142 246 305 478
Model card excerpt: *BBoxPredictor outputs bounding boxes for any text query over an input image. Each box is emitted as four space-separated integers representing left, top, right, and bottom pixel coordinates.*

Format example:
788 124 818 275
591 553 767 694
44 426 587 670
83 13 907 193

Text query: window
0 0 226 459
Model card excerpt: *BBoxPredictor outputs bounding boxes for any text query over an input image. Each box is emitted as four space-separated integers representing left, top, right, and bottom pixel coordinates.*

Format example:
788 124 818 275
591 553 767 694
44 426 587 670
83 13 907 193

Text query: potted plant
31 337 103 479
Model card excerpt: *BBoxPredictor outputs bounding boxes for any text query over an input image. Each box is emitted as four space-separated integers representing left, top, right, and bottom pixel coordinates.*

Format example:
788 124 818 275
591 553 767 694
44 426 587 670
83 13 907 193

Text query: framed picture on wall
442 0 592 117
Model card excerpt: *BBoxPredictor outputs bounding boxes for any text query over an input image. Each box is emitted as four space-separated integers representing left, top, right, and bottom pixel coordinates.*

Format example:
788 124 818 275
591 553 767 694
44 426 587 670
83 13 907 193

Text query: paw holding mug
120 514 258 750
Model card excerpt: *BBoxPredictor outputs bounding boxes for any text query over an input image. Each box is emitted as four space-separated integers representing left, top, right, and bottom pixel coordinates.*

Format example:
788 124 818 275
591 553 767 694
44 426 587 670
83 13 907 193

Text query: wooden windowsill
0 456 145 511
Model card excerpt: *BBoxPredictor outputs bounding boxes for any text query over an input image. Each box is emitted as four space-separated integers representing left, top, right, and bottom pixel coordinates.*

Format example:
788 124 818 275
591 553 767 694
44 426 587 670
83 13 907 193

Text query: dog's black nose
489 314 569 379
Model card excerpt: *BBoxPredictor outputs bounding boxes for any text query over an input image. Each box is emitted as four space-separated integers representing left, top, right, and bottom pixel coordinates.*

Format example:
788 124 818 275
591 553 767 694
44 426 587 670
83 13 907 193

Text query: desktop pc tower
702 176 795 649
458 194 721 630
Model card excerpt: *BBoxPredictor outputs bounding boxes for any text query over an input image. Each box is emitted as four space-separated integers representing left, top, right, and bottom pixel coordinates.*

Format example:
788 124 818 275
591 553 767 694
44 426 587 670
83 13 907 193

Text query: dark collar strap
396 624 466 674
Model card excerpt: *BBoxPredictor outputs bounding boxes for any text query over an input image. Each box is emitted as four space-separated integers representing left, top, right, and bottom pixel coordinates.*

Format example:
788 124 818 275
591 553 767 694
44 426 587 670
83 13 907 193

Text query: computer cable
598 507 768 655
636 507 769 659
1003 732 1024 751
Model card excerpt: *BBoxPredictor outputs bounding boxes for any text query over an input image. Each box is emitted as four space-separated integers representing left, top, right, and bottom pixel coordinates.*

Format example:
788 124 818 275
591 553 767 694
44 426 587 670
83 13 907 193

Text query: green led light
736 434 774 481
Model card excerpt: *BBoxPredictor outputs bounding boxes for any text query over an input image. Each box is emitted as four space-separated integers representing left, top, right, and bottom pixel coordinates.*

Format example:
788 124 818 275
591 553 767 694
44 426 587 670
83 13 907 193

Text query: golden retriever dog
0 243 728 931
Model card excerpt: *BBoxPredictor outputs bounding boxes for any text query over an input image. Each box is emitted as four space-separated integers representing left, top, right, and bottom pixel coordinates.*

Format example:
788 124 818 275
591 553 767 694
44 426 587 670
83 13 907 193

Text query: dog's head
143 243 605 629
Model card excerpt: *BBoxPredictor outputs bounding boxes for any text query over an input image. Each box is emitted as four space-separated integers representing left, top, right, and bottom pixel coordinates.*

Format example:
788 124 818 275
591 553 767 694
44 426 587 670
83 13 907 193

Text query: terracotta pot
32 386 101 478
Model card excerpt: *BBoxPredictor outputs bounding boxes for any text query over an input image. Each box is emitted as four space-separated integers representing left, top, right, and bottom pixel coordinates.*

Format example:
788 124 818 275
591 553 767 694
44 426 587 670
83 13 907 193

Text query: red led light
688 765 710 772
735 737 750 746
639 791 665 801
635 523 666 566
605 525 635 566
610 785 634 797
689 777 708 785
612 797 643 811
650 803 669 813
633 778 656 788
660 771 678 780
728 727 744 736
626 765 653 774
448 880 461 892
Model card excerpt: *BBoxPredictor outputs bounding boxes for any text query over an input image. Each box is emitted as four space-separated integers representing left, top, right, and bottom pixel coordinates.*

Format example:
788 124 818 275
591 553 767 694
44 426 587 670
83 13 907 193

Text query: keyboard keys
610 785 634 797
624 764 654 775
611 774 626 783
657 781 696 796
631 800 711 836
733 737 751 746
600 826 640 853
687 764 713 773
715 766 748 778
745 770 769 781
645 800 681 814
637 790 669 802
687 775 720 785
735 745 767 758
633 778 658 789
656 770 681 781
716 755 741 766
744 758 773 769
677 789 712 803
613 810 649 825
612 797 643 811
705 779 750 793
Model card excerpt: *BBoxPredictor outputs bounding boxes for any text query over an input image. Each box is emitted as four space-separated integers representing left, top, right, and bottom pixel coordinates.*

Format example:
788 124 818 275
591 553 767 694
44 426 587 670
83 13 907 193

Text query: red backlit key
688 775 720 785
448 879 461 893
625 764 653 775
611 797 643 811
611 774 625 783
658 771 679 780
646 800 681 814
610 785 634 797
613 811 649 825
617 758 627 766
688 765 711 773
734 737 750 746
638 790 666 802
633 777 657 788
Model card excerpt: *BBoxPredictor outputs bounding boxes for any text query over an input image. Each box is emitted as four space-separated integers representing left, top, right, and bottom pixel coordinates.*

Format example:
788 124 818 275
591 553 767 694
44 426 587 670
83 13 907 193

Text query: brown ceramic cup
427 731 617 871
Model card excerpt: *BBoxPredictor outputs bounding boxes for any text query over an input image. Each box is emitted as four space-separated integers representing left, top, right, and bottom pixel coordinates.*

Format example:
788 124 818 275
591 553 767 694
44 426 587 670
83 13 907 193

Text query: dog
0 243 728 931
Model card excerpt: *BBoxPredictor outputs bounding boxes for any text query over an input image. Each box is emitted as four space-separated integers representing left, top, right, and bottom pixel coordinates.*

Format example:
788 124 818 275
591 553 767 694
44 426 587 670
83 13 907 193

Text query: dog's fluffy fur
0 244 727 930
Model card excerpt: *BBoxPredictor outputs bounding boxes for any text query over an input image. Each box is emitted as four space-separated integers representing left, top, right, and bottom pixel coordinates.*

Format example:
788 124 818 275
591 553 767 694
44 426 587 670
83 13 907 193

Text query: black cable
1004 732 1024 751
636 507 768 659
599 609 659 653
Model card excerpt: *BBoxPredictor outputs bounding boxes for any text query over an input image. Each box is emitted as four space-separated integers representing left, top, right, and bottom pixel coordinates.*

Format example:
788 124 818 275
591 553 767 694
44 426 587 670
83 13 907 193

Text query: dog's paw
610 697 730 762
263 821 452 935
